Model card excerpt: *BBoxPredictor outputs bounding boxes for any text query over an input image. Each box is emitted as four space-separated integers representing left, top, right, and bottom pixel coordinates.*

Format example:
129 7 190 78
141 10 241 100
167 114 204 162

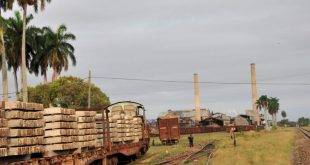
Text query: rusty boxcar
157 113 180 145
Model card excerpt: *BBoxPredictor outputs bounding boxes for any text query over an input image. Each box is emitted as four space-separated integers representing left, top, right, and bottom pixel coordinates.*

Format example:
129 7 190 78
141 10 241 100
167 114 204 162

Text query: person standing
188 134 194 147
230 127 236 147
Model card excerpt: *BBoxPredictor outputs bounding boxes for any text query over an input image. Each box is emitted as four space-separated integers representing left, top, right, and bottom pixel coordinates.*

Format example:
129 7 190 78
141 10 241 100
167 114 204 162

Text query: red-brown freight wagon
157 113 180 145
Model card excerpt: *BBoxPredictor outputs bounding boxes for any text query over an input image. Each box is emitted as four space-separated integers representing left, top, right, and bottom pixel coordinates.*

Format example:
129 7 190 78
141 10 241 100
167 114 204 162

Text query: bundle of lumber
76 111 97 148
109 105 143 144
96 113 104 147
0 104 8 157
1 101 45 156
44 108 79 152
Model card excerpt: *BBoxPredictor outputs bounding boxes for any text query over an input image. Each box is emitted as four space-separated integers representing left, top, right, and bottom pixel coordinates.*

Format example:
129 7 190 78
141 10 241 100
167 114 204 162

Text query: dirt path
293 128 310 165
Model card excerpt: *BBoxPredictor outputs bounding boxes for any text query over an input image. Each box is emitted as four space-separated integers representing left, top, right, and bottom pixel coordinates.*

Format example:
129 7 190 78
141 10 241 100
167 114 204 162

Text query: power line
91 76 310 86
259 72 310 81
0 92 17 96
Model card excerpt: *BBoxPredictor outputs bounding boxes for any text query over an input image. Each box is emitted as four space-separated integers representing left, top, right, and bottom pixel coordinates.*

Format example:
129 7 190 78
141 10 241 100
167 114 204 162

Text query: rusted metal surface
180 125 264 134
157 118 180 144
0 148 107 165
109 141 146 156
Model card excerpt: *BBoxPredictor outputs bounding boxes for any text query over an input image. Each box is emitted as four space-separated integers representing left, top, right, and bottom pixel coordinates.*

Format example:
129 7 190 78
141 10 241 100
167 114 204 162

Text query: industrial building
167 108 211 128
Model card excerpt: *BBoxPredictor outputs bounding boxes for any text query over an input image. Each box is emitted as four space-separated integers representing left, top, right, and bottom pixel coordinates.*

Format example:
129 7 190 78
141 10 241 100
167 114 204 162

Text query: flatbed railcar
0 101 150 165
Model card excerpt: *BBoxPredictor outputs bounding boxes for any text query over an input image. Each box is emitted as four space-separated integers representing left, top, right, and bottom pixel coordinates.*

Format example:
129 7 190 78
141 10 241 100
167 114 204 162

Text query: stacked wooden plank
0 102 8 157
44 108 79 152
2 101 45 156
96 113 104 147
76 111 97 148
132 117 143 142
109 105 143 144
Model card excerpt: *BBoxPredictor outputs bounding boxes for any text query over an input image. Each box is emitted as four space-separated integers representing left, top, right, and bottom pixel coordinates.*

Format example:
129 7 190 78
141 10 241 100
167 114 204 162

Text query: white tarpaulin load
108 103 143 144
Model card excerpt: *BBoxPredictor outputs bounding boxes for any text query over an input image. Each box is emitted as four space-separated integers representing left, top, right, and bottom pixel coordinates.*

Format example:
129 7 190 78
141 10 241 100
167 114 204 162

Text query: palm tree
28 27 48 83
0 0 14 101
281 111 286 120
17 0 52 102
268 97 279 128
41 24 76 81
256 95 269 130
4 11 35 99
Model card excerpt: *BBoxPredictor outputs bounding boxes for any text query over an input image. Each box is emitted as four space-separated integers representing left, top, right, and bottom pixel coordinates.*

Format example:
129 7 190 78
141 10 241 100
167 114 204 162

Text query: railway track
154 142 215 165
299 127 310 139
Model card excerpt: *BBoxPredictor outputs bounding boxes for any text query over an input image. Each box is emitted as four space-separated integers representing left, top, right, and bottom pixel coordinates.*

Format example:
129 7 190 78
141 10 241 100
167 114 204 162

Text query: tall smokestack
194 73 201 122
251 63 258 113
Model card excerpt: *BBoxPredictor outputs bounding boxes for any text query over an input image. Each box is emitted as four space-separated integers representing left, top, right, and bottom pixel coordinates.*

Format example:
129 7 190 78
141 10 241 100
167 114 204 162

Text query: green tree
297 117 310 127
17 0 52 102
0 0 14 101
39 25 76 82
268 97 279 129
280 110 287 127
4 11 36 99
281 111 287 119
28 76 110 109
256 95 269 130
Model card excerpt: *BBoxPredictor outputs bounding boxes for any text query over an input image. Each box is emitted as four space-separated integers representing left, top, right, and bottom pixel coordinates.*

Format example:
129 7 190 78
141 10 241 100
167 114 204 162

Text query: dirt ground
293 129 310 165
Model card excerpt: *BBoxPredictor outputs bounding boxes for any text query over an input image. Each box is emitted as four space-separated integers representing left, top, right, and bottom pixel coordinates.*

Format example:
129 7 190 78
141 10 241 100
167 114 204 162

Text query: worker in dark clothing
188 134 194 147
230 127 236 147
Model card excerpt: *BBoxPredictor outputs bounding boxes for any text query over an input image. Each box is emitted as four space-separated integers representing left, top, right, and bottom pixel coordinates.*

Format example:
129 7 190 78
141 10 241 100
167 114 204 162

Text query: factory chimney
194 73 201 122
251 63 258 113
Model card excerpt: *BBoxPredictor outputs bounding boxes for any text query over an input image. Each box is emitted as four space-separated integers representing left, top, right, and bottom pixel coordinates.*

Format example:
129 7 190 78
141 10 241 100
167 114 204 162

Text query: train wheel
107 159 112 165
141 145 148 155
107 157 118 165
111 157 118 165
136 151 142 159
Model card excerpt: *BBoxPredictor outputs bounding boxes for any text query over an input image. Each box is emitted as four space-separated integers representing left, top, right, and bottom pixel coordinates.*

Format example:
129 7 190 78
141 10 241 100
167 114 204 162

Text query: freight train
0 101 150 165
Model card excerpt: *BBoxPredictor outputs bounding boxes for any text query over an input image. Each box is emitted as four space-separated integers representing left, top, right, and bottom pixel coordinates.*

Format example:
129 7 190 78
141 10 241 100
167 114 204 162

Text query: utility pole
88 70 91 109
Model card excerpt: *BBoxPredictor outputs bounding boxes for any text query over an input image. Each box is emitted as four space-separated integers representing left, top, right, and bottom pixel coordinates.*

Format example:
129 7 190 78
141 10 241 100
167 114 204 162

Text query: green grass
210 128 295 165
137 128 295 165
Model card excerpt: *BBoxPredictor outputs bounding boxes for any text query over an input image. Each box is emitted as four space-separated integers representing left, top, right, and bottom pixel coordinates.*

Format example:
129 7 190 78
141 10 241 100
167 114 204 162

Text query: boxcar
157 113 180 145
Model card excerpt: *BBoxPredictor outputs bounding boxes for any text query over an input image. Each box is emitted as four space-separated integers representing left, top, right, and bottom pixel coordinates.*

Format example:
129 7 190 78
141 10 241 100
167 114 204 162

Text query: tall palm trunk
52 68 57 82
21 3 28 102
264 108 268 130
0 29 8 101
272 113 277 128
13 70 19 100
43 72 47 83
0 10 9 101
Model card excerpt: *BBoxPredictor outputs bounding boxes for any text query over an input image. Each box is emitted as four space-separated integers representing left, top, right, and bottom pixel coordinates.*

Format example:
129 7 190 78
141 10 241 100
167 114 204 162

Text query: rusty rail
299 127 310 139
